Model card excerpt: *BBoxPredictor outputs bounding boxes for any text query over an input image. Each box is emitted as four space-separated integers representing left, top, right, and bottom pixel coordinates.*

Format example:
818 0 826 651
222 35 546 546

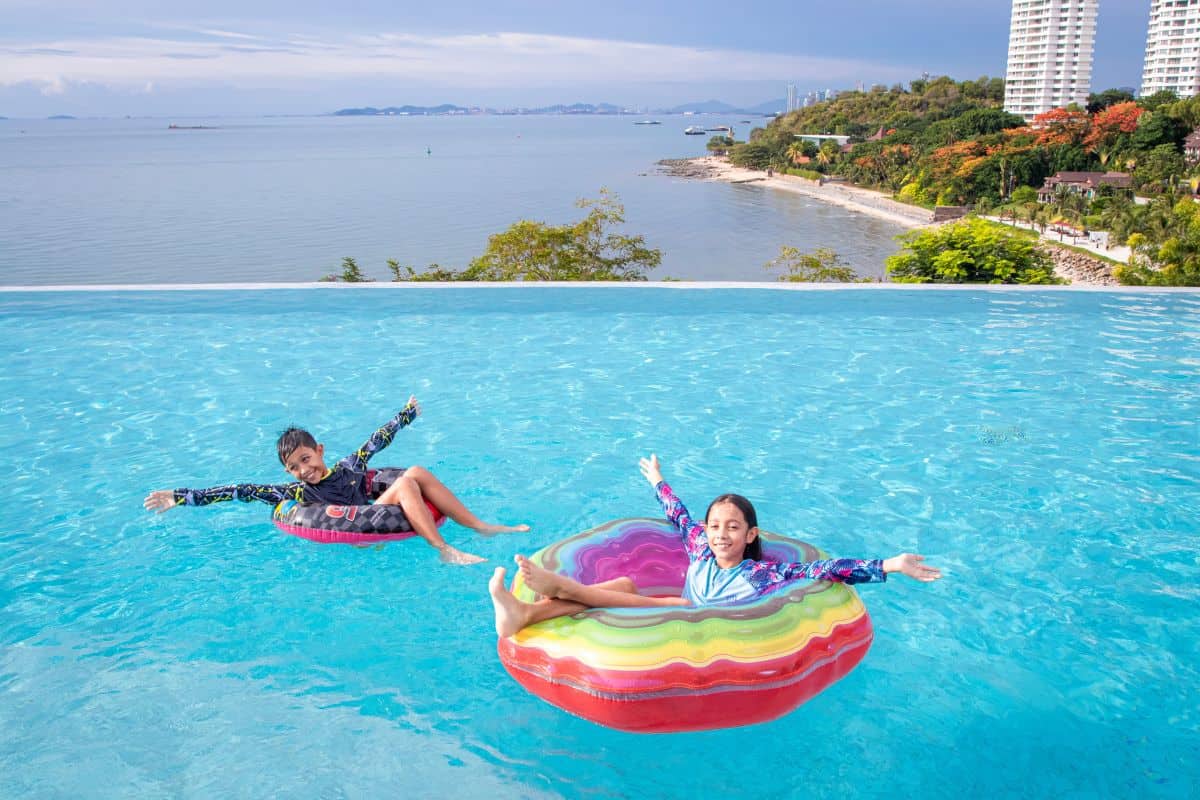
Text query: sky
0 1 1154 118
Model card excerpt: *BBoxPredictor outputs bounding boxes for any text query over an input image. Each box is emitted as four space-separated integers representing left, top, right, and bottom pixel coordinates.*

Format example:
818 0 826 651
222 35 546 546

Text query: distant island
47 115 77 120
333 100 782 117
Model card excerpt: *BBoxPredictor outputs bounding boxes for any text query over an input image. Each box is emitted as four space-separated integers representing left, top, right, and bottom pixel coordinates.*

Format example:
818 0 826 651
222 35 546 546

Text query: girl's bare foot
515 554 574 599
439 544 485 566
488 567 532 637
473 522 532 537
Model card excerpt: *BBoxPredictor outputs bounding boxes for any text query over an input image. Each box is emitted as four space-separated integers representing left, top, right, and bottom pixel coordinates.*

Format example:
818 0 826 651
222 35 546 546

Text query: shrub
766 246 865 282
886 218 1060 283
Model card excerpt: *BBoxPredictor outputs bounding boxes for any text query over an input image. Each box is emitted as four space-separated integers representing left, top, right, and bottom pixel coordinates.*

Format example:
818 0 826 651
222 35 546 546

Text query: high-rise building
1142 0 1200 99
786 84 798 113
1004 0 1099 120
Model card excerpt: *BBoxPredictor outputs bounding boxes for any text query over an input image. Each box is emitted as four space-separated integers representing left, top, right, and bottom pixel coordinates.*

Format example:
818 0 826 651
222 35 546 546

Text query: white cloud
0 27 918 94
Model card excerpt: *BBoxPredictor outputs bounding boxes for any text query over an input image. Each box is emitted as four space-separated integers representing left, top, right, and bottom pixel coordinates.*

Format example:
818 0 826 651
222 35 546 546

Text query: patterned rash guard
654 480 886 606
171 405 419 508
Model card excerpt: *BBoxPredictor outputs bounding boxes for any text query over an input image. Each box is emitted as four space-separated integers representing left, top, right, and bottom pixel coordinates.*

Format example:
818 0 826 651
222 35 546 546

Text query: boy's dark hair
705 493 763 561
277 427 318 465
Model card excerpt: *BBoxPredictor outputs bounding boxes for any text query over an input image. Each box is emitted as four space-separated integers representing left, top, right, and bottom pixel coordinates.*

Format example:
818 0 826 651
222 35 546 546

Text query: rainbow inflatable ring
497 517 874 733
271 468 445 545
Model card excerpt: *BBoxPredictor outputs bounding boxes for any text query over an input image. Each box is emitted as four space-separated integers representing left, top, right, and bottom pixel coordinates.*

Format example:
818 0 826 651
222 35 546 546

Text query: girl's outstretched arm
638 454 664 488
759 553 943 588
882 553 942 582
639 454 707 558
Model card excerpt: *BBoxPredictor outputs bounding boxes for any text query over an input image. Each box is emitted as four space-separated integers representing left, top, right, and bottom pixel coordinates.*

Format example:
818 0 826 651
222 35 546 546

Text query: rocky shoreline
657 158 749 181
1043 244 1119 287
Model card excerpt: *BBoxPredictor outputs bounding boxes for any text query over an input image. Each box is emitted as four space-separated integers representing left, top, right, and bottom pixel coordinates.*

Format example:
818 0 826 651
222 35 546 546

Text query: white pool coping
2 281 1198 294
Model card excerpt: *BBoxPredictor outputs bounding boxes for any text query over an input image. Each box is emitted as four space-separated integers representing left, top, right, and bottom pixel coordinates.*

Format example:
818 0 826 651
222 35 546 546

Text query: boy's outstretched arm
342 395 421 471
143 483 298 512
144 490 179 513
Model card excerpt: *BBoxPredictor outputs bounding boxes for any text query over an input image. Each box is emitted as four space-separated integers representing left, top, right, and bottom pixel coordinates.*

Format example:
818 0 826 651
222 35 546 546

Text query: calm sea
0 114 908 284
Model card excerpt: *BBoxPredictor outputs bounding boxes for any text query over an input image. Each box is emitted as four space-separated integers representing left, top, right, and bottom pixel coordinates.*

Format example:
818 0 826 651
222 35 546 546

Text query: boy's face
282 444 328 484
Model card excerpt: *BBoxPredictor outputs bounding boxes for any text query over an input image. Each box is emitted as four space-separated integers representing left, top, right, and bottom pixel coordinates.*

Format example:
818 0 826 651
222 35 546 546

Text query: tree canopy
389 189 661 282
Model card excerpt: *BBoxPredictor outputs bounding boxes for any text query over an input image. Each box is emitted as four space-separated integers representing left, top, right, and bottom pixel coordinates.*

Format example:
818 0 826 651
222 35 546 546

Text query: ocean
0 114 908 284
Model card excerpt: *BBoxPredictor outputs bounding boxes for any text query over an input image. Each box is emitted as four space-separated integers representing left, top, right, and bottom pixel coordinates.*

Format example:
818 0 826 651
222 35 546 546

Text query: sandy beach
660 156 936 229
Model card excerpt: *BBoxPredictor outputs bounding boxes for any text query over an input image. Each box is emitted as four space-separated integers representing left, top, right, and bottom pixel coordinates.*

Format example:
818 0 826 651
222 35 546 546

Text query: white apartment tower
1142 0 1200 99
1004 0 1099 120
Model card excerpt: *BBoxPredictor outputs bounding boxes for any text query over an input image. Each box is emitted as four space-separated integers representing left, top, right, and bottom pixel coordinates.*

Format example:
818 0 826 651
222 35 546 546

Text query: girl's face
705 501 759 568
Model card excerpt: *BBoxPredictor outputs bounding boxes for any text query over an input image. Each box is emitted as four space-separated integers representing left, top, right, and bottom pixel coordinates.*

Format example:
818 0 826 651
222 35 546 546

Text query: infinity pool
1 287 1197 798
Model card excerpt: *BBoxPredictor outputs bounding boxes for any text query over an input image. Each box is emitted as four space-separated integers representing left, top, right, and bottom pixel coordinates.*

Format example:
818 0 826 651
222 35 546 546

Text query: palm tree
1032 204 1051 234
816 140 840 170
786 142 806 167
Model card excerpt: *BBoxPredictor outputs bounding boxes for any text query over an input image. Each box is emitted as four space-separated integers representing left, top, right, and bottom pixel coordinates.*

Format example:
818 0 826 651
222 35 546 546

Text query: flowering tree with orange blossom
1083 102 1146 161
1031 107 1090 147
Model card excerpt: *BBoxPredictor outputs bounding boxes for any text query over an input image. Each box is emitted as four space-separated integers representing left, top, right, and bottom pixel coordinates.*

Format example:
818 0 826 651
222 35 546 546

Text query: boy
144 396 528 564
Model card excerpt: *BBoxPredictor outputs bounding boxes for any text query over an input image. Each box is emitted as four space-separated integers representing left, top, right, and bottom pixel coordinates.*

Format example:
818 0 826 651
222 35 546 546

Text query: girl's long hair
705 493 762 561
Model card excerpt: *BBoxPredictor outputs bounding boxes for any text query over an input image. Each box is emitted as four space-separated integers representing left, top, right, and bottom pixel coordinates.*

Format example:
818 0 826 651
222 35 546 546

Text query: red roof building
1038 171 1132 202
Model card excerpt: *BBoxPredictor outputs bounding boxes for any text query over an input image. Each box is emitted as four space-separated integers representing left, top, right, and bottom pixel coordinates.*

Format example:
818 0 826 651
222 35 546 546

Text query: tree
728 141 775 170
886 218 1059 283
1083 101 1145 154
1087 88 1136 114
397 190 661 281
1032 107 1090 146
1138 90 1179 113
765 247 864 282
1133 143 1186 191
706 135 735 154
1010 185 1039 204
1115 198 1200 285
785 141 807 166
816 139 841 169
952 107 1025 138
320 256 373 282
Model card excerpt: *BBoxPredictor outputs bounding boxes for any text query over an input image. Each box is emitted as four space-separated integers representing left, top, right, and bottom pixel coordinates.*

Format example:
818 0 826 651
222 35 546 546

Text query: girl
490 454 941 636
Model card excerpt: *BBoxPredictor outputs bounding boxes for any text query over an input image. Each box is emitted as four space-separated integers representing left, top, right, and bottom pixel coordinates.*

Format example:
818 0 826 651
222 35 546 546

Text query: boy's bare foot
489 567 533 637
439 544 485 566
474 522 532 537
515 554 574 599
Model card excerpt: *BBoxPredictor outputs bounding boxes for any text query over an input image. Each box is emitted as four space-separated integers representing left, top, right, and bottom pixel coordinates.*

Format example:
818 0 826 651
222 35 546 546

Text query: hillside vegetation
726 76 1200 285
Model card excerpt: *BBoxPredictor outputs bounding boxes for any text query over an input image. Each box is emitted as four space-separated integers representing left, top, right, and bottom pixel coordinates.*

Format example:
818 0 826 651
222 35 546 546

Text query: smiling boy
144 396 528 564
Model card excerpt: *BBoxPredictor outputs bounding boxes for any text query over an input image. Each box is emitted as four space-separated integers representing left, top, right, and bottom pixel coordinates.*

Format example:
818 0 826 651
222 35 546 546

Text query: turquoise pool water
1 287 1197 798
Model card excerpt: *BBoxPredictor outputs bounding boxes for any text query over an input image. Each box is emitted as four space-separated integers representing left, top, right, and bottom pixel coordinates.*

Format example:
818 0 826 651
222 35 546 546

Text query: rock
1040 244 1119 286
656 158 721 179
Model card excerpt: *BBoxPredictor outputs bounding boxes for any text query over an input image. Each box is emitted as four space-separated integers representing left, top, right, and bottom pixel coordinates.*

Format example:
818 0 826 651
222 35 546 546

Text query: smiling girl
490 454 941 636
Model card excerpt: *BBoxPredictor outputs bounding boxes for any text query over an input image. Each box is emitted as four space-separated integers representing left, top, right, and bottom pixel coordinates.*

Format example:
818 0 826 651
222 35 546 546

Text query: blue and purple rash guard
654 480 886 605
171 405 419 508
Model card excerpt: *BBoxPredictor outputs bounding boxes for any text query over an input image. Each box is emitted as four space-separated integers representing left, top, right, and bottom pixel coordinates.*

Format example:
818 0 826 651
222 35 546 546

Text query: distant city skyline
0 0 1152 118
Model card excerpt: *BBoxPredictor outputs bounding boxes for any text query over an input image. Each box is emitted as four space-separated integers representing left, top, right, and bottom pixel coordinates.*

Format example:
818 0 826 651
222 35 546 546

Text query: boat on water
706 126 731 133
683 126 706 135
634 120 662 125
